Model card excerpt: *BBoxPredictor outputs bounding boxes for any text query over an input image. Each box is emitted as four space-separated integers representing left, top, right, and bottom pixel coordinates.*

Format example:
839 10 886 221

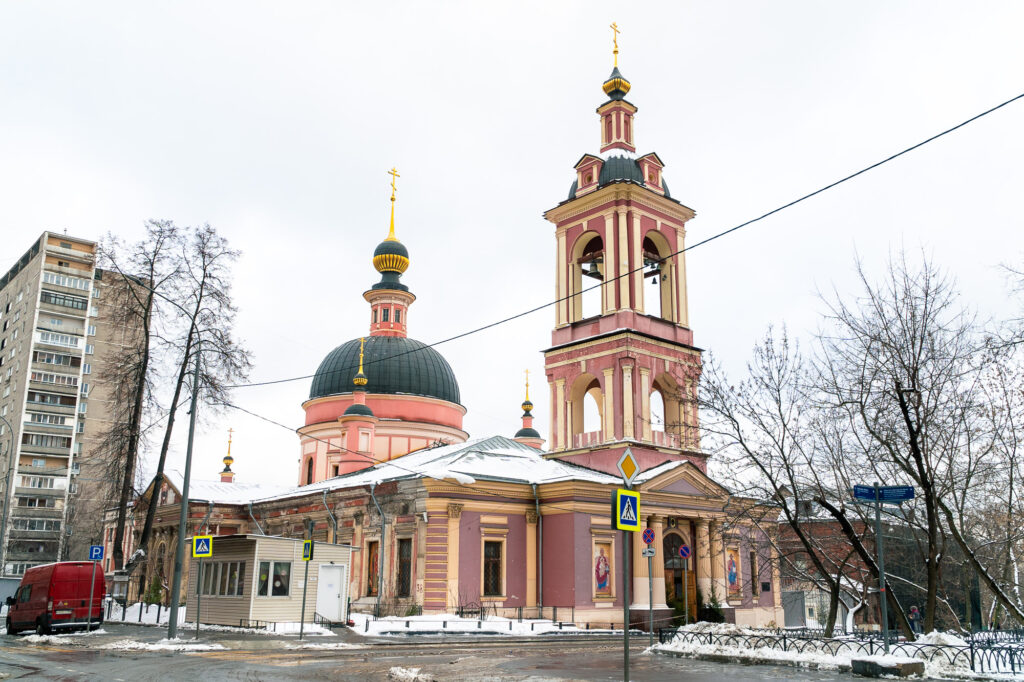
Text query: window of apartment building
39 291 88 311
89 307 97 317
27 391 76 406
83 363 91 375
397 538 412 597
85 344 94 355
31 458 45 468
33 350 78 367
78 401 87 414
87 325 96 336
25 412 70 427
30 370 78 387
21 432 72 449
76 421 85 434
59 241 72 249
483 541 503 597
256 561 290 597
20 476 56 489
37 331 80 348
80 383 89 397
92 287 99 298
71 462 80 474
12 519 60 532
17 497 56 508
43 272 90 291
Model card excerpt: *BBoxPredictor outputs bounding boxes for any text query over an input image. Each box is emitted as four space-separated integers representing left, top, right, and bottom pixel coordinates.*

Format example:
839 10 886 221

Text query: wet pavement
0 623 854 680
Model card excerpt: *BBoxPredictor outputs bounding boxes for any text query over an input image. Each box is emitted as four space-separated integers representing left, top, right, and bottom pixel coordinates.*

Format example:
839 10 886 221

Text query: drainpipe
532 483 543 608
247 502 265 535
200 501 213 534
322 489 338 544
369 482 385 618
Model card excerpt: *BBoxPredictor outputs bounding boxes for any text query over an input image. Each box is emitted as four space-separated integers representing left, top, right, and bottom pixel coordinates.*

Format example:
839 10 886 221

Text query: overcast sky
2 2 1023 487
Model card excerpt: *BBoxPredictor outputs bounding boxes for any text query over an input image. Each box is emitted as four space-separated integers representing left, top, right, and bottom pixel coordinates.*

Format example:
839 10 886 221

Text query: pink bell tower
542 34 705 477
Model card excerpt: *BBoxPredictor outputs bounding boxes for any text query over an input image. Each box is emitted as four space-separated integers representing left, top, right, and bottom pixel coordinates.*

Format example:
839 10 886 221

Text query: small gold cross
388 167 401 201
610 22 620 66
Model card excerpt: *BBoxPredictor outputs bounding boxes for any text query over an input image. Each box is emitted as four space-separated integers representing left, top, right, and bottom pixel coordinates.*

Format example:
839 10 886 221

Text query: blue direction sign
89 545 104 561
853 485 915 503
642 528 655 545
613 489 641 532
192 535 213 558
679 544 691 559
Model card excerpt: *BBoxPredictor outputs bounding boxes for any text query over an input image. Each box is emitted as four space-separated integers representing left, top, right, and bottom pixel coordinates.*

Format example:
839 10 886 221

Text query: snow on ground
109 602 334 636
387 666 435 681
108 602 186 626
349 612 622 637
654 628 1024 680
99 638 225 651
916 630 970 646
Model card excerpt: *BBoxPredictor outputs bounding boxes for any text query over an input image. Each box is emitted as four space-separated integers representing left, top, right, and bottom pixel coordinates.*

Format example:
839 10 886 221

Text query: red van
5 562 105 635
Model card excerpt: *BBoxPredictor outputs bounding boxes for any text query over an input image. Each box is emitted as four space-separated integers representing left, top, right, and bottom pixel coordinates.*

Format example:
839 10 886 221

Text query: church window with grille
483 541 502 596
397 538 412 597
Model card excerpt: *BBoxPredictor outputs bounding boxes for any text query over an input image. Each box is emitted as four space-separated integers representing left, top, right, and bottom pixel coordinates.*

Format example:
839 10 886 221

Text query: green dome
515 426 541 439
373 239 409 261
343 402 375 417
309 336 461 405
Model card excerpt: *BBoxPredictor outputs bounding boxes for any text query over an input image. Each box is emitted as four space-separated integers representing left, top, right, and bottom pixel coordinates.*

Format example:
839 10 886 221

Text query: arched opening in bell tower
643 233 675 322
651 373 682 447
571 232 605 321
568 373 604 448
649 388 666 433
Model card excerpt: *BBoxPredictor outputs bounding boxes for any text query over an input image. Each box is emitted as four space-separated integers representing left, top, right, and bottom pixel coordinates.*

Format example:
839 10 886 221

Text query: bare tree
127 224 252 572
700 329 849 635
96 220 180 570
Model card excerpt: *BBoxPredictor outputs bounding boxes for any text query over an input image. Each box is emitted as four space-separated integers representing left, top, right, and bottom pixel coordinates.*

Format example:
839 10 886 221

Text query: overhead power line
228 90 1024 390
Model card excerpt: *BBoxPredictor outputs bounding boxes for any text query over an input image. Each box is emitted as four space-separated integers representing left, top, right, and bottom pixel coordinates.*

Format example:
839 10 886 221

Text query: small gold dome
602 66 631 100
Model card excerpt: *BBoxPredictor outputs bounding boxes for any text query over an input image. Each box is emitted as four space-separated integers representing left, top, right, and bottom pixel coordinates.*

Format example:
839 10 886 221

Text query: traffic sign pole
623 521 630 682
643 527 654 647
875 482 890 654
195 558 202 639
300 533 313 641
87 557 96 633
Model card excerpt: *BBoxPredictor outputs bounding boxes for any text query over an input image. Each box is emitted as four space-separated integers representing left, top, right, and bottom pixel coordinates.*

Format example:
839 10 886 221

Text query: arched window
650 389 666 433
643 234 674 321
305 458 314 485
583 391 602 433
572 233 604 322
568 373 604 447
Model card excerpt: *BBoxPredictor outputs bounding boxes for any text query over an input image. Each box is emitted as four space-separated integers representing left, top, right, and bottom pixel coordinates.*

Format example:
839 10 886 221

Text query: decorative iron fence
656 628 1024 676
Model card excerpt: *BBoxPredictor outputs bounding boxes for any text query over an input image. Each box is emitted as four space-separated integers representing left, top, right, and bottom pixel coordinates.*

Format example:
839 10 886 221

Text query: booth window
257 560 291 597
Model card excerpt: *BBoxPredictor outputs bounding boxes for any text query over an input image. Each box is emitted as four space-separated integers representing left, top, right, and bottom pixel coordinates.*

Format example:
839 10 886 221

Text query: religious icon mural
726 547 741 597
594 542 612 597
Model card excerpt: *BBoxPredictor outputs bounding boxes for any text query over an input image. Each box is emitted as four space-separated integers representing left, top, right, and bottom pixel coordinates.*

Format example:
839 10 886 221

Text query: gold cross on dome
388 167 400 201
525 369 530 401
610 22 620 66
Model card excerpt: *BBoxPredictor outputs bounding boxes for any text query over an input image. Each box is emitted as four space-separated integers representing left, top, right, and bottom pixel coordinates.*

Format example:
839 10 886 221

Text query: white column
603 213 615 314
640 368 651 442
602 368 615 442
617 208 629 310
632 213 644 313
557 230 568 327
622 365 635 440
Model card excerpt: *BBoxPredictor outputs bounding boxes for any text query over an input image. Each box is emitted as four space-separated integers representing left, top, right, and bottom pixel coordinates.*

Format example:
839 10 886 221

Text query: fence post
969 634 975 672
782 633 787 652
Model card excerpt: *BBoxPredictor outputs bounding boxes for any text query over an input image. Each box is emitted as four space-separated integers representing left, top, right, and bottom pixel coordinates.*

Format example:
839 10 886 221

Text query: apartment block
0 232 142 575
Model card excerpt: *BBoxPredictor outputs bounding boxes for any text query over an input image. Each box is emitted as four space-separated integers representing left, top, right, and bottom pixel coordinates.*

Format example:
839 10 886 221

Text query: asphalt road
0 625 851 681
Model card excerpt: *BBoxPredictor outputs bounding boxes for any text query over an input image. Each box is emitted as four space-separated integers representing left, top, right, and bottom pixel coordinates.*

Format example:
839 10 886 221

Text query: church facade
103 50 783 630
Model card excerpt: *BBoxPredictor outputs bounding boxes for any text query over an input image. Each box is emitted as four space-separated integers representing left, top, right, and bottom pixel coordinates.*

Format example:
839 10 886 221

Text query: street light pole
167 338 201 640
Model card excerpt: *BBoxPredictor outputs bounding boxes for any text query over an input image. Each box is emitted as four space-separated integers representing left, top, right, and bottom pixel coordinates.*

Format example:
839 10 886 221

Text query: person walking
909 606 922 634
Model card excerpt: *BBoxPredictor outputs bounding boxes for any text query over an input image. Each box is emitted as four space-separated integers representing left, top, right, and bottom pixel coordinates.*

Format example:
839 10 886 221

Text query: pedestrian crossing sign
613 489 641 532
192 535 213 558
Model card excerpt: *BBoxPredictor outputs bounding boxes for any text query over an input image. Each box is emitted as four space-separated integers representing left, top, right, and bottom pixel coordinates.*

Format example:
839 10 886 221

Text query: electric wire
225 89 1024 390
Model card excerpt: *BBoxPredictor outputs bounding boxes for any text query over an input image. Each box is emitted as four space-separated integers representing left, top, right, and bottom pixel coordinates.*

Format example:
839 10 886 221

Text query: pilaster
526 511 538 607
696 519 712 599
445 503 463 610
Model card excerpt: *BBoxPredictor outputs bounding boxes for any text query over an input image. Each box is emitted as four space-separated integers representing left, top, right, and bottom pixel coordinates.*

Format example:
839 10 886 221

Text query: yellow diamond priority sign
616 447 640 486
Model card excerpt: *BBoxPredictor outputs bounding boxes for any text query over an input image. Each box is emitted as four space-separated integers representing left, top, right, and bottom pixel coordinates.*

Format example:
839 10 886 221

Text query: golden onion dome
602 66 631 100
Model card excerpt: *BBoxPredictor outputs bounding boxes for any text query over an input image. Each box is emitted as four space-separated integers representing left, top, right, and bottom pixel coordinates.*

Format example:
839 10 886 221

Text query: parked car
4 562 105 635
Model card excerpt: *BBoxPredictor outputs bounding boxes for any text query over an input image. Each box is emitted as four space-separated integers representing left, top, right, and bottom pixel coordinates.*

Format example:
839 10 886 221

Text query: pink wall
456 511 527 607
304 395 464 430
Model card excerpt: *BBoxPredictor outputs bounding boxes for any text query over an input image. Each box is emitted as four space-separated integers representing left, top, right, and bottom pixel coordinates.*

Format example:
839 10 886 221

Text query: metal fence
656 628 1024 676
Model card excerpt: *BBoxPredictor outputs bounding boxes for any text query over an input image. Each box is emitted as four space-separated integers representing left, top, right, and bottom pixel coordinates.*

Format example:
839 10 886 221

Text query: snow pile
656 636 851 671
21 633 82 646
99 638 225 651
349 612 619 637
260 621 333 636
388 667 435 681
855 654 922 666
110 602 186 626
916 630 969 647
677 622 759 636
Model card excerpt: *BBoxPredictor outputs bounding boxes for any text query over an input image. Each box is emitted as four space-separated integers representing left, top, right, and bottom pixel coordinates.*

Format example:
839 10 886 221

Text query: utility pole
874 482 890 655
167 338 201 640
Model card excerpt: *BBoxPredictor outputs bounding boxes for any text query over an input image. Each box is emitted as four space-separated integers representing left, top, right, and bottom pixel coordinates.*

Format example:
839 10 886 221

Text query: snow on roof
633 459 689 483
252 435 624 504
163 470 291 505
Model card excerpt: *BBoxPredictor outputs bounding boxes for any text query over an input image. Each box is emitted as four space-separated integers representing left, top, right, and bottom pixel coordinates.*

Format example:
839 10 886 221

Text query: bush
143 576 163 605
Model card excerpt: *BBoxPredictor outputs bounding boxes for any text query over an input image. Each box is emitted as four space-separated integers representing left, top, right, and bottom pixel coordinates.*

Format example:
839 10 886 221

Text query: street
0 624 850 681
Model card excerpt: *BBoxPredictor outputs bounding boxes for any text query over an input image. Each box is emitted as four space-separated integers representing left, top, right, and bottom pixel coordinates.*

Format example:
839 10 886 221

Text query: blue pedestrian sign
192 535 213 558
853 484 915 503
302 539 314 562
89 545 104 561
613 489 641 532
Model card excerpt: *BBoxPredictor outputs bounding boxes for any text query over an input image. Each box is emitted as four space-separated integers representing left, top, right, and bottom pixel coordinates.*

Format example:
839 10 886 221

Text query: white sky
2 2 1022 487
